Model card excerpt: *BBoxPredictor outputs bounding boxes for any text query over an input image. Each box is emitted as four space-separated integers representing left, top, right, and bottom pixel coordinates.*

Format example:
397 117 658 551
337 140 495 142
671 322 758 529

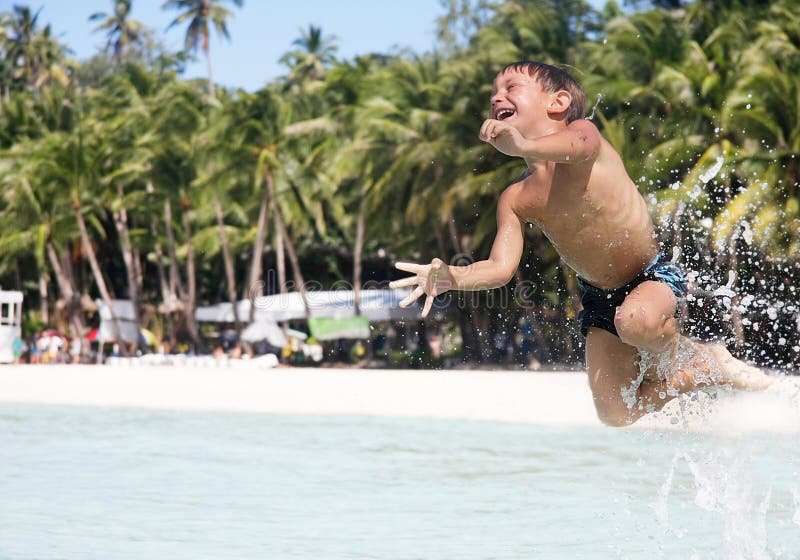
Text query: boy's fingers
479 119 491 140
422 294 434 318
395 262 424 274
399 286 424 308
489 121 506 139
389 276 419 289
480 119 498 141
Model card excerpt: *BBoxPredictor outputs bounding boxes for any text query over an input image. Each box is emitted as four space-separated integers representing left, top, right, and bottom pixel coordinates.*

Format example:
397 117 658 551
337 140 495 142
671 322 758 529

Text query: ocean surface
1 404 799 559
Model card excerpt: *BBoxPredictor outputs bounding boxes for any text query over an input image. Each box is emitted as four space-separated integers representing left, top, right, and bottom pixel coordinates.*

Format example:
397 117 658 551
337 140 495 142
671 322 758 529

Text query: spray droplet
699 157 724 184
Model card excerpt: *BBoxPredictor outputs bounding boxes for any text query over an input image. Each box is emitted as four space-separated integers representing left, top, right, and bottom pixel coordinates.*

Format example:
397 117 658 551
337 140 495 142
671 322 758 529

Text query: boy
389 61 772 426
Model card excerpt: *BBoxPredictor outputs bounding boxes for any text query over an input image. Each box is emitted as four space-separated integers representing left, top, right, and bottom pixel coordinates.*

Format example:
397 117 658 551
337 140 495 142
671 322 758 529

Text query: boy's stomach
540 224 660 290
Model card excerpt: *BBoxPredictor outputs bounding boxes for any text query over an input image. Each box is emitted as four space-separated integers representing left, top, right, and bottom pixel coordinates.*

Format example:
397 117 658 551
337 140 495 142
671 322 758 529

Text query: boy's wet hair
501 61 586 123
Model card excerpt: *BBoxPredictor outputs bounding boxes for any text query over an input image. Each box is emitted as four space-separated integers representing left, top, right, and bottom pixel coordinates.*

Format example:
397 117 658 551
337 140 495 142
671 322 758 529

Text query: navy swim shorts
577 251 688 338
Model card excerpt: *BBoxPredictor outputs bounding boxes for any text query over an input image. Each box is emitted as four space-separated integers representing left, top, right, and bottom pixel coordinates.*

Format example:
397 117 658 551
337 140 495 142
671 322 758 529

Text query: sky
4 0 451 91
6 1 610 92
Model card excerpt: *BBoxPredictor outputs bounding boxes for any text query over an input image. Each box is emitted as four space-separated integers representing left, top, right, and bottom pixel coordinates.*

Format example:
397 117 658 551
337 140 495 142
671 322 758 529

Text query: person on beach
389 61 772 426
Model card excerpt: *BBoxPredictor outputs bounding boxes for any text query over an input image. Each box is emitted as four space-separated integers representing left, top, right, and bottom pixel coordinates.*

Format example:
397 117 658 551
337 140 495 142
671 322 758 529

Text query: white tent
96 299 139 344
196 289 432 324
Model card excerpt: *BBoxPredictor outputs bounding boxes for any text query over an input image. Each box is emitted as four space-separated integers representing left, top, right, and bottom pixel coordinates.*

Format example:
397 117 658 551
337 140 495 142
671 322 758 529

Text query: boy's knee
614 307 667 347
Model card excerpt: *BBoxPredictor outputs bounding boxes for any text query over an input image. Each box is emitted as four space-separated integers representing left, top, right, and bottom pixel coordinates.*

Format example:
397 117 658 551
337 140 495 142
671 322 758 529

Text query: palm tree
162 0 244 97
280 25 339 87
2 119 125 347
89 0 145 65
191 106 248 334
91 66 162 339
213 87 286 321
0 140 87 337
1 5 69 92
147 78 210 346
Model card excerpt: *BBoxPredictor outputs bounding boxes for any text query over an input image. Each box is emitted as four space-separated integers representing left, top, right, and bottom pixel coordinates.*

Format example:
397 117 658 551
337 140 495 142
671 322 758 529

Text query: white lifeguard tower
0 290 23 363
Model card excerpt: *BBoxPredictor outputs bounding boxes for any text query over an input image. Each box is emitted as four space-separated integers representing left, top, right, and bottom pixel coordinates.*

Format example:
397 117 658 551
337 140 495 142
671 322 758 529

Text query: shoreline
1 365 798 433
0 365 601 426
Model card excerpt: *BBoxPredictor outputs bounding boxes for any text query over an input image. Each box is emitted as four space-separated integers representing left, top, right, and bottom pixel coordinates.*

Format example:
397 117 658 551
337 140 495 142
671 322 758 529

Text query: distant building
0 291 23 363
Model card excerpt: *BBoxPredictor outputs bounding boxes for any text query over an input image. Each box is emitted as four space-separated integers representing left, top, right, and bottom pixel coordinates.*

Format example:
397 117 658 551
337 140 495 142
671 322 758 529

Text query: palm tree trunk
447 219 461 256
38 271 49 324
268 180 310 319
112 184 142 348
247 173 271 322
275 225 286 293
164 200 187 301
133 248 144 300
74 206 126 354
150 214 176 347
46 242 86 339
180 201 201 346
353 192 366 315
275 207 310 319
214 194 242 333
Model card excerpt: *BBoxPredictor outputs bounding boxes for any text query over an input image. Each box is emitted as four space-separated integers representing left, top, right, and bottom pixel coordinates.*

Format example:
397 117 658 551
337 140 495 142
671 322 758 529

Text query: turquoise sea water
1 404 799 559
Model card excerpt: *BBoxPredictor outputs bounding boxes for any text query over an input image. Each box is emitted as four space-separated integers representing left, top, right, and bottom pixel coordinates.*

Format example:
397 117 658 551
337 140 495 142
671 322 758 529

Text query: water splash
652 449 683 537
626 338 718 417
586 93 603 121
638 355 800 553
712 270 737 298
651 448 776 559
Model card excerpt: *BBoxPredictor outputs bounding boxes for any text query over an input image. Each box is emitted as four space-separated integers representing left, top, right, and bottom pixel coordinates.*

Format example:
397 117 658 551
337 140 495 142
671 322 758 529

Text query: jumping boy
389 61 772 426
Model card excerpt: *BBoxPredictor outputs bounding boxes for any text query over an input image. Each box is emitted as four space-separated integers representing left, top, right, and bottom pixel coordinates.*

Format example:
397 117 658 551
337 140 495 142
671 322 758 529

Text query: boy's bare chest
513 168 593 227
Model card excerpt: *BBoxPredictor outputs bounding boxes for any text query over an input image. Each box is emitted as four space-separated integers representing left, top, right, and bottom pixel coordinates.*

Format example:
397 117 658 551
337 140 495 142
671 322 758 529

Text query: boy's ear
547 90 572 117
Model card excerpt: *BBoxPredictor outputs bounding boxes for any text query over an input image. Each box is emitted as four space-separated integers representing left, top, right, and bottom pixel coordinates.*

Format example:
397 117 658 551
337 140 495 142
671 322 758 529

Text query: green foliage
2 0 800 364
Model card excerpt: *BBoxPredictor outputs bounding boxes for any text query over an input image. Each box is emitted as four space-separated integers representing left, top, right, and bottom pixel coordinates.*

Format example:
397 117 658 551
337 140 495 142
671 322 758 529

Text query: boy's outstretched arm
389 189 525 317
479 118 601 164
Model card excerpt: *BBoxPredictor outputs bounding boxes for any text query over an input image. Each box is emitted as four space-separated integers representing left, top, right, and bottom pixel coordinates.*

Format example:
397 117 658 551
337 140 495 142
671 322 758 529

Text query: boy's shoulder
499 169 529 207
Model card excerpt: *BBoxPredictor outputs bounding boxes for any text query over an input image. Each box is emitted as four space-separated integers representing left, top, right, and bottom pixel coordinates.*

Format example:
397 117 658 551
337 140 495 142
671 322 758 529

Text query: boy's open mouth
495 108 515 120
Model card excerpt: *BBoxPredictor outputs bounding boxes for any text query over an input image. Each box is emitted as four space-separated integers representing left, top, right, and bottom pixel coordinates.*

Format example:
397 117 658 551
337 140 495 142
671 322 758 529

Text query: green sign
308 316 370 341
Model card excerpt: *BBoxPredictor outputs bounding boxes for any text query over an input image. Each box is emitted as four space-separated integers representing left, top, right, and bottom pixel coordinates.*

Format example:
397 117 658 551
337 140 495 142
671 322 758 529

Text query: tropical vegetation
1 0 799 369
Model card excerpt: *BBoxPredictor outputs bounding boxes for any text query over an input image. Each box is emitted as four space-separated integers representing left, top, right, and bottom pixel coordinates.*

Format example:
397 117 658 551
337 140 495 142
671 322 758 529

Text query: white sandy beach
0 366 600 425
2 364 800 433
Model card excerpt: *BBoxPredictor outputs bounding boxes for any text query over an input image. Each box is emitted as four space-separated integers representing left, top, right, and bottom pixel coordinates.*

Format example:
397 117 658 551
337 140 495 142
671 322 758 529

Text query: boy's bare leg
614 281 772 392
586 281 772 426
586 328 690 425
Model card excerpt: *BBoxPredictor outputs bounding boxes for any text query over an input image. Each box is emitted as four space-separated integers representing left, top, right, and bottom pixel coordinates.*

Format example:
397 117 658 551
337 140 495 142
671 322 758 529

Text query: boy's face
490 70 554 137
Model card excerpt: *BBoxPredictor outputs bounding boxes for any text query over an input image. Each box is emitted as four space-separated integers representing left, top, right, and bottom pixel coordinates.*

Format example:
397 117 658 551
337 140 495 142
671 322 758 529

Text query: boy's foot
705 343 774 391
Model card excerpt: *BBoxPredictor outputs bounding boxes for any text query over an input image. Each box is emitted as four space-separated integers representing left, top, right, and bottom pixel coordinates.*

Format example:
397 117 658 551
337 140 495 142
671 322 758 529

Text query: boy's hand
389 258 453 318
479 119 529 157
